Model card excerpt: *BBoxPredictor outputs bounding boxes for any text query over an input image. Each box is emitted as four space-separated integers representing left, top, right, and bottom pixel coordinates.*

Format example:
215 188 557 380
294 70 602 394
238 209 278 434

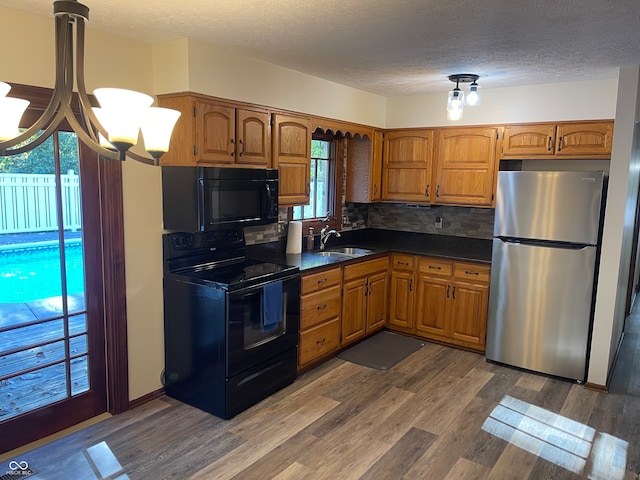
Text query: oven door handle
227 273 300 296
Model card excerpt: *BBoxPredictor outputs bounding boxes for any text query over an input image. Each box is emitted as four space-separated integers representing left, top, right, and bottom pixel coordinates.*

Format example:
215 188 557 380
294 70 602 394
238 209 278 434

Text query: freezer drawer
486 239 597 381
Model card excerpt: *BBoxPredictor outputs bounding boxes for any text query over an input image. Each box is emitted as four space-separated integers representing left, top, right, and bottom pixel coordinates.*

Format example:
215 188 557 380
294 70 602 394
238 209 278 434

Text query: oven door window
227 278 299 377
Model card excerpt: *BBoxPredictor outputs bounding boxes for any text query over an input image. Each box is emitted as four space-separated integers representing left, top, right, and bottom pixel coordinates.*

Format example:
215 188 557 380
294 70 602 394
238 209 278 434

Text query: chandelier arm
0 12 75 152
125 150 158 166
1 109 69 156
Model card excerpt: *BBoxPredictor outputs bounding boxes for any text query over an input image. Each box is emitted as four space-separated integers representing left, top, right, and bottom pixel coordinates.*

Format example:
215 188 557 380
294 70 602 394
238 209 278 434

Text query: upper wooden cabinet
272 113 312 207
156 93 271 168
381 130 435 202
434 127 499 206
502 121 613 158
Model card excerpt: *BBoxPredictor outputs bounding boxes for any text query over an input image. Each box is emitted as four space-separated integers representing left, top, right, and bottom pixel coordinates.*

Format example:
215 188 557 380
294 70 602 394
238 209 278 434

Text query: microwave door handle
265 183 272 205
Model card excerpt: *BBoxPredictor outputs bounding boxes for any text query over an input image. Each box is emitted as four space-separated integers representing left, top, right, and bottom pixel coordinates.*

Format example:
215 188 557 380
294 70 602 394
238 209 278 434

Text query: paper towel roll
286 221 302 254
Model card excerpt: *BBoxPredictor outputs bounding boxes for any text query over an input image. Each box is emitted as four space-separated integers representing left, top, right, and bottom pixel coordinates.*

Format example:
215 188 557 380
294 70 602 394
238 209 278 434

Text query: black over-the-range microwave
161 166 279 232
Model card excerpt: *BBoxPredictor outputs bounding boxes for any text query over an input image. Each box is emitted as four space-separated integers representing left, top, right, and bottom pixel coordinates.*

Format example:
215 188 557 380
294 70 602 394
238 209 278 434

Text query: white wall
589 67 640 386
153 39 387 127
386 79 619 128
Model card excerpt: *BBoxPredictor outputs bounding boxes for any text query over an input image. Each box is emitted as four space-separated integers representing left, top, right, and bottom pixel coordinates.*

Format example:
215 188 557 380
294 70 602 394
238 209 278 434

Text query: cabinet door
434 127 498 206
345 130 382 203
366 271 388 332
272 113 312 206
448 281 488 350
236 108 271 167
388 270 415 333
414 274 448 338
196 101 236 164
342 277 367 345
555 122 614 157
502 124 556 157
382 130 434 202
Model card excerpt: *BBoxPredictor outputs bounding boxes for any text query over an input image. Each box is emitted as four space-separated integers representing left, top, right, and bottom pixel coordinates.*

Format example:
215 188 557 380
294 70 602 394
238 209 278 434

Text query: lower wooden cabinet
389 255 490 352
298 267 342 369
341 256 389 346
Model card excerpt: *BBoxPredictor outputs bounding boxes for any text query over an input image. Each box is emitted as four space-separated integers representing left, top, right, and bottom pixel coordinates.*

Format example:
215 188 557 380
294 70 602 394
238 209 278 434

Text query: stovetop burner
163 229 299 290
185 259 298 289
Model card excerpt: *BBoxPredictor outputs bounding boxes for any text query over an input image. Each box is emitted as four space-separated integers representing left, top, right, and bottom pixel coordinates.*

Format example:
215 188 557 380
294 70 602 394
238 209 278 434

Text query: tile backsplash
245 202 495 245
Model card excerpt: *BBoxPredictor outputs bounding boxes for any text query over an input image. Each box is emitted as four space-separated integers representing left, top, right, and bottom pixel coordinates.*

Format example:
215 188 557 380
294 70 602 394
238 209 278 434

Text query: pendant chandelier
0 0 181 165
446 74 481 121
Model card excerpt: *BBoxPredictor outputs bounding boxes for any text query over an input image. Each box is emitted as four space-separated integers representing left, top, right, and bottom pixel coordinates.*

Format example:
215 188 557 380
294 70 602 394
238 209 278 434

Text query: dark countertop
247 228 492 273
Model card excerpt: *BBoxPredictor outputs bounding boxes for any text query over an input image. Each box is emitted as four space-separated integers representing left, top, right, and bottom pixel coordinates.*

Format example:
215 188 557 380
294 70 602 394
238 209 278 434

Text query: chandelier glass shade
447 74 480 120
0 0 181 165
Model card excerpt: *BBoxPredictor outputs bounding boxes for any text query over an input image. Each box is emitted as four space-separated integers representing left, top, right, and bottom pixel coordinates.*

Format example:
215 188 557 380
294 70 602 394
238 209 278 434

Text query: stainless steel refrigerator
486 170 606 382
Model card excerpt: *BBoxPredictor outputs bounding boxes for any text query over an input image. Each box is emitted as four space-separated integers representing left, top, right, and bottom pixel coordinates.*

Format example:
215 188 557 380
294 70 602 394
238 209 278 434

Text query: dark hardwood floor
3 308 640 479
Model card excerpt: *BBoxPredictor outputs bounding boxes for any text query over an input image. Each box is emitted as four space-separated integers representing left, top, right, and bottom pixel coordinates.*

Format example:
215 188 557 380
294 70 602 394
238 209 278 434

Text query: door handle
409 278 413 291
230 138 236 156
428 265 441 270
317 304 327 311
557 136 563 152
435 185 440 198
238 139 245 157
547 136 553 152
425 184 430 197
446 285 450 298
452 286 456 299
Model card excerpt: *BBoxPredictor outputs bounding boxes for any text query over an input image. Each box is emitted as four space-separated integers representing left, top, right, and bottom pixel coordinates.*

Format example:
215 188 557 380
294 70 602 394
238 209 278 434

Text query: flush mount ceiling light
0 0 181 165
447 74 480 121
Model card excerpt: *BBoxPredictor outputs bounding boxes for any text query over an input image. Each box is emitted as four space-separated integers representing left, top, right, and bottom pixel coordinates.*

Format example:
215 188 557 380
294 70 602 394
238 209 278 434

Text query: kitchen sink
327 247 374 256
315 251 354 259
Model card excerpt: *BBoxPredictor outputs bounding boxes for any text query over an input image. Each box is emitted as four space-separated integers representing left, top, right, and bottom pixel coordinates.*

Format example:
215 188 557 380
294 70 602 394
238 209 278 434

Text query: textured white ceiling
2 0 639 96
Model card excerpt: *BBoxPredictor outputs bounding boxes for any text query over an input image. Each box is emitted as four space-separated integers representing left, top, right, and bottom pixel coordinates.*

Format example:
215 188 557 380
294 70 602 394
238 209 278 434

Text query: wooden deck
0 294 89 420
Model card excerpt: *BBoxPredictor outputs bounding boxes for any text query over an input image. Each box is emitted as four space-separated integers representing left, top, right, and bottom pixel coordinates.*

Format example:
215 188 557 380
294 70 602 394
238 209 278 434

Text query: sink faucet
320 225 341 251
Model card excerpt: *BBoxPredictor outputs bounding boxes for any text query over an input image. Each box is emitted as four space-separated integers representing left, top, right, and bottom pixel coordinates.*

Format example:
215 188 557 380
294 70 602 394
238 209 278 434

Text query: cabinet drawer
300 285 342 329
301 267 342 295
299 318 341 366
343 256 389 281
391 254 415 271
418 257 452 277
453 262 490 284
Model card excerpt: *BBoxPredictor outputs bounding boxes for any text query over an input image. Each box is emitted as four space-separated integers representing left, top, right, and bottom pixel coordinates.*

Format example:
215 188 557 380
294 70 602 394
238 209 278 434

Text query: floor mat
337 331 425 370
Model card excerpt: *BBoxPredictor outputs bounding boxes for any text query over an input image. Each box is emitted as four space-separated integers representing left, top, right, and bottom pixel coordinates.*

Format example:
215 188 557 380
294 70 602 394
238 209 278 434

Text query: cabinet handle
428 265 442 270
397 261 410 266
446 285 450 298
436 185 440 198
464 271 479 276
452 286 456 299
557 136 563 152
317 304 327 311
317 278 327 285
369 283 373 295
425 184 430 197
238 139 245 157
230 138 236 156
365 283 369 296
316 338 327 346
409 278 413 291
306 183 311 195
547 136 553 152
373 185 378 195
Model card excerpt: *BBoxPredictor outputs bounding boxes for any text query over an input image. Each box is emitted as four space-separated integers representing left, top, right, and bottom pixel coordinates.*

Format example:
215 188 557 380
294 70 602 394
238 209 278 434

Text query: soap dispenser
306 227 315 251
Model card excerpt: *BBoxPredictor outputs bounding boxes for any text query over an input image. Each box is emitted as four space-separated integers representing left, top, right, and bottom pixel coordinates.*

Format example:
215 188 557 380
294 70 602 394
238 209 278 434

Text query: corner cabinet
387 255 490 353
272 113 312 207
156 93 271 168
381 130 435 202
501 121 614 159
434 127 499 207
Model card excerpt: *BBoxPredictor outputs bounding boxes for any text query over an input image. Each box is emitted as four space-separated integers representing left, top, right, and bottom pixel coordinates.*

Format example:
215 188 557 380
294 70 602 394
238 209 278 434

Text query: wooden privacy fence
0 172 81 234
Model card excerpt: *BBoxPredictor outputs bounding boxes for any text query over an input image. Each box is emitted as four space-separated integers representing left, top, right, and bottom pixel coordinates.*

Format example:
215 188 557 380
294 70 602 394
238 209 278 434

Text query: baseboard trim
584 382 608 393
129 387 165 410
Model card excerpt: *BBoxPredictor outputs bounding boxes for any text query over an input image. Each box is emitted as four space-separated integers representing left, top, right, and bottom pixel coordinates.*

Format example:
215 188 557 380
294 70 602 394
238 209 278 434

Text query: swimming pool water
0 242 85 303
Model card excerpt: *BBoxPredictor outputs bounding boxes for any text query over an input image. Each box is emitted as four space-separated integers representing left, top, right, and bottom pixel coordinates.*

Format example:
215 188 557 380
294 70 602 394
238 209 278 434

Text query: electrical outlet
435 216 443 229
342 215 349 225
277 222 286 234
